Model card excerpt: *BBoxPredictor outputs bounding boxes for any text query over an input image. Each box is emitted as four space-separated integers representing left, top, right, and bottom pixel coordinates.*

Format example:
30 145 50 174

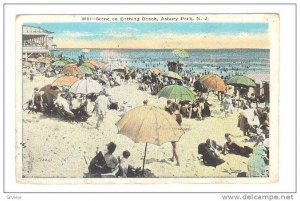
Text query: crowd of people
23 55 270 178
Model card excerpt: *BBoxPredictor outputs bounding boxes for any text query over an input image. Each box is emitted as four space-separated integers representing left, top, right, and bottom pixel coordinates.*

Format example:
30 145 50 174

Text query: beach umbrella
94 60 107 68
81 62 95 69
62 64 83 76
51 57 61 62
227 75 256 87
200 74 227 92
27 58 38 62
69 77 103 95
37 56 51 64
63 58 77 64
84 60 107 69
163 71 183 80
52 60 68 67
79 65 94 75
172 49 190 58
149 67 162 75
246 72 270 84
22 61 32 68
116 105 184 175
106 63 126 72
157 85 196 102
40 84 61 105
52 75 80 87
40 84 60 97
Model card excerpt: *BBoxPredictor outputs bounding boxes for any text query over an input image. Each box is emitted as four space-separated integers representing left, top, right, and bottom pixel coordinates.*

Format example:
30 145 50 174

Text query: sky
26 22 269 49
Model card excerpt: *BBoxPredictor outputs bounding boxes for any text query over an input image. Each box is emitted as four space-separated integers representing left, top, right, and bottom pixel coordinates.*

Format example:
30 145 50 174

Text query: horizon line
53 47 270 50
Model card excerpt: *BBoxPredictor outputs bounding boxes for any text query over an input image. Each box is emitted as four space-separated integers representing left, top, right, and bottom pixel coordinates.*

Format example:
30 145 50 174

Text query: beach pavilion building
22 25 57 61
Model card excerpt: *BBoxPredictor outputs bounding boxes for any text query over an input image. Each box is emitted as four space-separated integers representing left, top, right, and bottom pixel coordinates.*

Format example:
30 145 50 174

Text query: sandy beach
22 74 256 178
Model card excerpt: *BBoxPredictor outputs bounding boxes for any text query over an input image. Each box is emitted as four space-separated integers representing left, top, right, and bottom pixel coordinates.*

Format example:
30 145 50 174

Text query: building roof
22 25 53 35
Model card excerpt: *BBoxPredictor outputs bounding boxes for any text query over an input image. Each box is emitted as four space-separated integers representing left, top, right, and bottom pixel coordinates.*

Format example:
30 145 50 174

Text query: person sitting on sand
103 142 119 174
222 133 253 157
117 150 135 177
247 93 256 108
118 100 132 117
179 101 190 118
165 100 173 115
253 135 269 164
198 139 225 168
54 92 74 118
188 102 201 119
71 101 91 122
170 102 179 113
88 150 107 176
247 144 267 177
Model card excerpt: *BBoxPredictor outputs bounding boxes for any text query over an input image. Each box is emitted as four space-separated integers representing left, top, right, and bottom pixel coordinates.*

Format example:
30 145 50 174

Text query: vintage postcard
15 14 279 184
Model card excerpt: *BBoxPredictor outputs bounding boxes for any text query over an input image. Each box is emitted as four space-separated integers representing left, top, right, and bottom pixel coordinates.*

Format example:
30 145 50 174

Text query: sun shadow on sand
83 169 158 178
145 158 173 165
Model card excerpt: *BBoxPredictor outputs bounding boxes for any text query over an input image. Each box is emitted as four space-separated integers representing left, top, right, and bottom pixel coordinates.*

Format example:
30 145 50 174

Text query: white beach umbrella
69 77 103 95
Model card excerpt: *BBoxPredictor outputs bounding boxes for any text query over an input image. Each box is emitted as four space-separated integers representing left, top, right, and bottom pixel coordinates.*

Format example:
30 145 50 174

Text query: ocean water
51 49 269 76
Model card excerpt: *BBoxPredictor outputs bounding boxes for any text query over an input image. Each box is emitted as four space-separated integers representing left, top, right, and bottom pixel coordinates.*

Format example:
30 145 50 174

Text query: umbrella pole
85 76 88 112
142 142 148 177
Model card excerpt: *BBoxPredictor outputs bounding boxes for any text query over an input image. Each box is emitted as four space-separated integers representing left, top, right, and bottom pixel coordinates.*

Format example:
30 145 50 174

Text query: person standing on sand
31 87 44 112
143 100 148 106
94 93 110 129
170 109 182 166
223 94 233 117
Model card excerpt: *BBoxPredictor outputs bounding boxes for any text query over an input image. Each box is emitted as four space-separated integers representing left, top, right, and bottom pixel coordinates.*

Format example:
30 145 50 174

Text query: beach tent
69 77 103 95
157 85 196 102
116 105 184 175
52 75 80 87
200 74 227 92
227 75 256 88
